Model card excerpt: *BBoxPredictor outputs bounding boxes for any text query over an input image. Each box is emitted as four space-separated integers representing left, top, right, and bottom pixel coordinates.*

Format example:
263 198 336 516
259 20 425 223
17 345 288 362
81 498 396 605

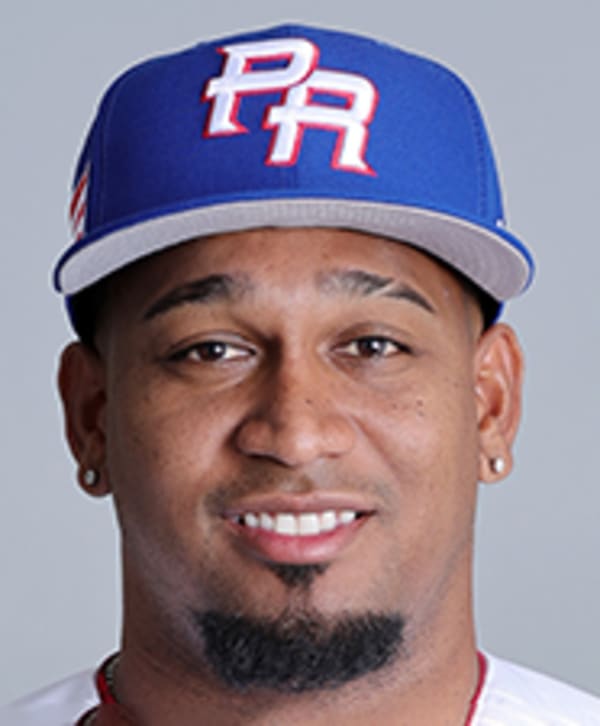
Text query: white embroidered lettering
203 38 378 174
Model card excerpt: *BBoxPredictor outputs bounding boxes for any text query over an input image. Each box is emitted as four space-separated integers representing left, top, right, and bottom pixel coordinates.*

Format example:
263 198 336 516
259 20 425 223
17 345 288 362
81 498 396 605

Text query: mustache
203 470 393 515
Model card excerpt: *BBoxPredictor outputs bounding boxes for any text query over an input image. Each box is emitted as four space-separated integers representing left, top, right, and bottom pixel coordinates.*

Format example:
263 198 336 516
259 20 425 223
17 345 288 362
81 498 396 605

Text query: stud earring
83 468 99 486
490 457 505 475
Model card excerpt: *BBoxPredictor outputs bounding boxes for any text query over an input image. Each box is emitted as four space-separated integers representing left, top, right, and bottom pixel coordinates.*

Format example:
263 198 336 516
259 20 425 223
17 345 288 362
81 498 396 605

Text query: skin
59 227 523 725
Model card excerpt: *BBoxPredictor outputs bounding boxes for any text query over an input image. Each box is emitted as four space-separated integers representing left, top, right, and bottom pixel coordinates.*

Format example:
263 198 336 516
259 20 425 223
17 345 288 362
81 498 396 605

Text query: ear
474 323 524 483
57 342 111 497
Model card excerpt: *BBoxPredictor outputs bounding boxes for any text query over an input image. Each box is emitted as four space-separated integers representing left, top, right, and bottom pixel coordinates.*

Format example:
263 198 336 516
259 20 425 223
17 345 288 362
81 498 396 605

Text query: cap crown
56 24 533 302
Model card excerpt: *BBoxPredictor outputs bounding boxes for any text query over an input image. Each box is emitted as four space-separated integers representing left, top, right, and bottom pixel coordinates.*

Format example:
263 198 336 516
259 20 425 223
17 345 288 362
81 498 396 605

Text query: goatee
197 609 404 693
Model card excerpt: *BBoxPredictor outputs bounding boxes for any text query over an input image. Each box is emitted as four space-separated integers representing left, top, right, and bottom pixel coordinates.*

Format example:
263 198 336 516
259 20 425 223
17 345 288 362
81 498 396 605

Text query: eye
171 340 252 363
338 336 410 359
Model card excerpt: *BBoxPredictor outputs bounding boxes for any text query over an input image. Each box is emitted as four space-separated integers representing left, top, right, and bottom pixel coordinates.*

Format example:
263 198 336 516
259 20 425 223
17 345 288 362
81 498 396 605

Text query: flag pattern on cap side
69 164 90 241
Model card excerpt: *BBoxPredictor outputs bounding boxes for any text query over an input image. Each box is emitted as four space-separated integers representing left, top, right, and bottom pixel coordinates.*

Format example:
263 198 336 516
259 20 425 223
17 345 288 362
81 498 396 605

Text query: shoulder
475 652 600 725
1 669 98 726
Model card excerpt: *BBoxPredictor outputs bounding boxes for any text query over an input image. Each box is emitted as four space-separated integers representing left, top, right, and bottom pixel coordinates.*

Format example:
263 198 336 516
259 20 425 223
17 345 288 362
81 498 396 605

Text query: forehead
111 227 467 311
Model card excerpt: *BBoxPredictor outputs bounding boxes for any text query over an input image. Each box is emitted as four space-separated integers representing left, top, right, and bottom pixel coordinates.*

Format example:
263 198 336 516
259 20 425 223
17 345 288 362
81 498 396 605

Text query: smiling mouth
231 509 364 537
223 505 372 565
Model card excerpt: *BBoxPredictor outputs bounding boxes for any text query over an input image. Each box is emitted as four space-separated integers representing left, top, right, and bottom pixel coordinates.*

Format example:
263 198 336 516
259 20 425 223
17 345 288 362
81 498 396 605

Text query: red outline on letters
263 74 378 176
202 44 318 139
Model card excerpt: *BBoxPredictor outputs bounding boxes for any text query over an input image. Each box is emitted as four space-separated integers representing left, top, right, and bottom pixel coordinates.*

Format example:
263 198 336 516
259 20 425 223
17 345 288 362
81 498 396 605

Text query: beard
193 479 406 693
196 607 404 693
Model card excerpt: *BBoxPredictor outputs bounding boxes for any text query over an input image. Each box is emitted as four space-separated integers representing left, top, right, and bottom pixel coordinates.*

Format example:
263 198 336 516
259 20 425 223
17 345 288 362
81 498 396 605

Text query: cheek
107 368 236 470
358 370 479 482
102 382 251 612
103 375 239 548
356 371 480 566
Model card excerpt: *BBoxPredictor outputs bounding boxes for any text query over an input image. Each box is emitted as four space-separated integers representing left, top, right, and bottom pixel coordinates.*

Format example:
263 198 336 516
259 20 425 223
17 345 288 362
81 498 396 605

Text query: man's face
65 227 514 688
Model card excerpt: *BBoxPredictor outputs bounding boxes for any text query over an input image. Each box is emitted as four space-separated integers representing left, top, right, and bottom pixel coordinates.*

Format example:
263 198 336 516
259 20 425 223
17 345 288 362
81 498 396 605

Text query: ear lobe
58 342 110 496
474 323 524 483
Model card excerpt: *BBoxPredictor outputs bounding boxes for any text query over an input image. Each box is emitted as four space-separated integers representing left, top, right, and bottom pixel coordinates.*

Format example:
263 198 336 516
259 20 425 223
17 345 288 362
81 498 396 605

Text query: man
4 23 599 725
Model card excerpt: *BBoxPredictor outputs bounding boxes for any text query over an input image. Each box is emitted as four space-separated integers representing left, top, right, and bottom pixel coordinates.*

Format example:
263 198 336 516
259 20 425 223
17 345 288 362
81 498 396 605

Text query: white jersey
2 653 599 725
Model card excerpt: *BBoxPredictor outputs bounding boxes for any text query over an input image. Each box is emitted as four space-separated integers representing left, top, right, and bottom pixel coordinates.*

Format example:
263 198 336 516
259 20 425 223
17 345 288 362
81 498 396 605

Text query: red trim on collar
465 651 488 725
96 653 119 705
83 650 489 723
74 655 120 725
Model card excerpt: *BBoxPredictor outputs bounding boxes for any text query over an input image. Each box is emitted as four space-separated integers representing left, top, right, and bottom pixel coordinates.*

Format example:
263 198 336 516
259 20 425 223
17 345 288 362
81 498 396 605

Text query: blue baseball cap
54 24 533 311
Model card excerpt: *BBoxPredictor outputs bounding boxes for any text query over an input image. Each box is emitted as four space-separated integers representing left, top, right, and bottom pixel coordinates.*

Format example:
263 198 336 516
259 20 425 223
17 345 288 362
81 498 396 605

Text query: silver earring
490 457 505 475
83 469 99 486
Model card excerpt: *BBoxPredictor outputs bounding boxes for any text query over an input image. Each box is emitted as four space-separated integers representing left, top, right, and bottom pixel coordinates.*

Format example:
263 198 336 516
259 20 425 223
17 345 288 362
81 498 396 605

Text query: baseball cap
54 24 533 316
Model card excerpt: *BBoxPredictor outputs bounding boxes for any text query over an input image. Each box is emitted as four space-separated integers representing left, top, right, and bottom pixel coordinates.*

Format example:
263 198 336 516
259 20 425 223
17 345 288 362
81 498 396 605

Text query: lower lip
225 516 369 565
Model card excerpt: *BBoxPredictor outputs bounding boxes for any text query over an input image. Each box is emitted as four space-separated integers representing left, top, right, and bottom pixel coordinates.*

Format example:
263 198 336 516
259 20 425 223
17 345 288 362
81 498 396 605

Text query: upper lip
222 492 376 518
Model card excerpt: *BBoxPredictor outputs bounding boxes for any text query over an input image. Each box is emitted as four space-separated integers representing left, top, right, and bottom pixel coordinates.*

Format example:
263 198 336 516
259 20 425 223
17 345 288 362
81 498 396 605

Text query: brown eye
341 336 409 359
195 342 229 361
172 340 252 363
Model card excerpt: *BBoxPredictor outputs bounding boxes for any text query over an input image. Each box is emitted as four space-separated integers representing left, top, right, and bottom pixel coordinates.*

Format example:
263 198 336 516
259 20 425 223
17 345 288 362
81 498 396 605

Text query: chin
193 606 406 693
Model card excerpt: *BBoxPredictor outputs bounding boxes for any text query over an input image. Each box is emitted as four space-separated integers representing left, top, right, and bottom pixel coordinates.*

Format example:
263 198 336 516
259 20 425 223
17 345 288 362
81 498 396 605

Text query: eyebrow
316 269 436 313
143 274 252 320
142 268 436 321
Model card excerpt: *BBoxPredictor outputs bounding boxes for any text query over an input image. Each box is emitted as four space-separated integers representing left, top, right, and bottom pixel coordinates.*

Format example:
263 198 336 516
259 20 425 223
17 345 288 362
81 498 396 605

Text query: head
55 25 531 695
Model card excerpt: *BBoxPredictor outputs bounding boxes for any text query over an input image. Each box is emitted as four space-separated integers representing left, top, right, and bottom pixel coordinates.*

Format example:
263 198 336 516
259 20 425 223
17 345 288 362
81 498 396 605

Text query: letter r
265 69 378 174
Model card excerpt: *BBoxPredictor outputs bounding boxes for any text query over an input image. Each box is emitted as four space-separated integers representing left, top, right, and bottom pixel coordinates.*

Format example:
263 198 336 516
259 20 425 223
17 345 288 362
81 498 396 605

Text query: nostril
232 393 356 467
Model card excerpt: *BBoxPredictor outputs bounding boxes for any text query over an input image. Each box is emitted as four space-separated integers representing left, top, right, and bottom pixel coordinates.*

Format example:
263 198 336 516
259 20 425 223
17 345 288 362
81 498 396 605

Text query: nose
233 360 356 468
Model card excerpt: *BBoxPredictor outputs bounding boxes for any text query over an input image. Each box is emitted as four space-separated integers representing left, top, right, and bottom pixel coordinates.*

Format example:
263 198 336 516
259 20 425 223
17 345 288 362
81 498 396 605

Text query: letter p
204 38 319 135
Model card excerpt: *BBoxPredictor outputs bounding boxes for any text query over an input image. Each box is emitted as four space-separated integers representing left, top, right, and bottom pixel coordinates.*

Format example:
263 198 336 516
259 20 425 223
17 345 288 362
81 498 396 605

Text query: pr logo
203 38 379 175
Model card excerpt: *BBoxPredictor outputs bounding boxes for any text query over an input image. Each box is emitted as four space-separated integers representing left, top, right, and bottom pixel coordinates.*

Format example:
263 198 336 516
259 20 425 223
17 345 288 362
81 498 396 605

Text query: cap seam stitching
445 73 488 219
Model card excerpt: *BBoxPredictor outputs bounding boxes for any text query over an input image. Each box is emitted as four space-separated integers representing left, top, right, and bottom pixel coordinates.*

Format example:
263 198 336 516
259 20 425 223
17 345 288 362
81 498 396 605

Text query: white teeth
339 510 357 525
298 513 320 536
259 512 274 531
236 509 361 536
320 510 337 532
275 513 298 536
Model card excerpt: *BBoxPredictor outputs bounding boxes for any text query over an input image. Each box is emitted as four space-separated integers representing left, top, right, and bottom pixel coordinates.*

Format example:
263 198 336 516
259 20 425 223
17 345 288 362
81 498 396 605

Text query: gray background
2 0 599 704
